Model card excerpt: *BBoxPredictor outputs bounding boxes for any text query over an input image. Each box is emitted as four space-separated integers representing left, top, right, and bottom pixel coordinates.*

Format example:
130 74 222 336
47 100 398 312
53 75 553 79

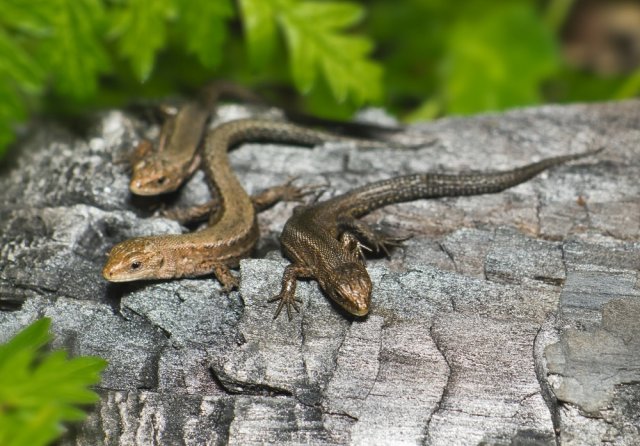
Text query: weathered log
1 101 638 445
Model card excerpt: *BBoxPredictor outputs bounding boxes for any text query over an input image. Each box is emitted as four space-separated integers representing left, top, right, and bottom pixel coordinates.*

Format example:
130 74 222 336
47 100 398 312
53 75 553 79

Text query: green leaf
442 3 560 114
0 0 55 36
0 28 44 156
240 0 382 104
0 318 107 446
405 98 441 122
176 0 234 69
279 1 382 104
365 0 446 110
0 29 45 93
0 318 51 368
239 0 279 69
38 0 110 98
614 67 640 99
544 0 576 32
110 0 177 81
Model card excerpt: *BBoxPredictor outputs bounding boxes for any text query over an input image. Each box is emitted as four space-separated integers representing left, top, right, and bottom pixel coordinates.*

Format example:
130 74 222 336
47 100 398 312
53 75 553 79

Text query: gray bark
1 101 639 445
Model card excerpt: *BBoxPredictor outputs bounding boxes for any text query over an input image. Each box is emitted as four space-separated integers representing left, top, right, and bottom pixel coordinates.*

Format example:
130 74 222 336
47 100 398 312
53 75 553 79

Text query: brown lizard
130 82 404 197
103 119 406 289
129 81 261 196
270 148 603 319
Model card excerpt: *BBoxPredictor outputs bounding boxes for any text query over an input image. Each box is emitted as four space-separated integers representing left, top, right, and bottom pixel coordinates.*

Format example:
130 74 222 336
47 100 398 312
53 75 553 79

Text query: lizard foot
251 177 322 211
368 232 412 257
268 176 325 203
213 264 239 292
280 182 325 203
268 292 303 321
267 263 312 320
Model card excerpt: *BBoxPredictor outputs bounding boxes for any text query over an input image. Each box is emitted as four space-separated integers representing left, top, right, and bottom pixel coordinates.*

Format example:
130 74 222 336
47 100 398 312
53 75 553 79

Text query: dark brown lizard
103 119 405 289
271 148 603 319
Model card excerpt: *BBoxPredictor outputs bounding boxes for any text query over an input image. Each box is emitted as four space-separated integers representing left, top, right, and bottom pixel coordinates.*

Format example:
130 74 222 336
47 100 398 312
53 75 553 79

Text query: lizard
270 148 603 320
103 118 409 289
129 80 262 196
130 81 405 197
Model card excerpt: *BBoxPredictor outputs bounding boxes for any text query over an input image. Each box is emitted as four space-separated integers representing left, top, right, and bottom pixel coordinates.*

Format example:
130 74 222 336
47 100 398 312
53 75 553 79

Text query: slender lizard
130 81 261 196
270 148 603 319
103 119 406 289
130 82 404 197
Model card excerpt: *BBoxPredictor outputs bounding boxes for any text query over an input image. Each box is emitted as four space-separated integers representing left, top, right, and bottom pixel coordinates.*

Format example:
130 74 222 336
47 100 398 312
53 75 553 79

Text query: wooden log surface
0 101 638 445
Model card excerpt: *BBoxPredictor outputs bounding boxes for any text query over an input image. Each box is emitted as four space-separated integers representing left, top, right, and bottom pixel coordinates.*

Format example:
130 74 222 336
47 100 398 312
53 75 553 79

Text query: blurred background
2 0 640 158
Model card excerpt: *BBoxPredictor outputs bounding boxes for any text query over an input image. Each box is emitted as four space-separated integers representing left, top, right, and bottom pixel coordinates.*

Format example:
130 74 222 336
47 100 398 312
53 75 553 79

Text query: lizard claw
309 186 331 204
370 233 412 258
268 293 303 320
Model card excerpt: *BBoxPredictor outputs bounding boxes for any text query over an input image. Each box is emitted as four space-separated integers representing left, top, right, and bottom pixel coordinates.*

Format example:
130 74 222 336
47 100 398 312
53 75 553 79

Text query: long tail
340 148 603 217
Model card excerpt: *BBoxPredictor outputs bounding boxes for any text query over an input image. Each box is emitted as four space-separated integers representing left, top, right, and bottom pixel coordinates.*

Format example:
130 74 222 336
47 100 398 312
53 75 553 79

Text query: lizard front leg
268 264 314 320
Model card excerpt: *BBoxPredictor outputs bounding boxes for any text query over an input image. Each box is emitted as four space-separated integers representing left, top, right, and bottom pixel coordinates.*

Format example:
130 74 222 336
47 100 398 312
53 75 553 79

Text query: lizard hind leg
251 177 324 212
212 263 239 292
158 199 221 224
337 216 411 258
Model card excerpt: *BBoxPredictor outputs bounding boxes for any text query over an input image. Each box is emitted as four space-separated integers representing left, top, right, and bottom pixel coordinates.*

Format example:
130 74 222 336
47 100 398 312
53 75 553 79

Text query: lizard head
320 262 372 316
129 155 185 196
103 237 170 282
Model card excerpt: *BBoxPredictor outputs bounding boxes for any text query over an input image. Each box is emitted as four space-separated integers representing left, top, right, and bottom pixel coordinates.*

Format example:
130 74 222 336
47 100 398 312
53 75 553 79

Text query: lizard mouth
103 268 128 282
102 264 144 282
129 176 179 196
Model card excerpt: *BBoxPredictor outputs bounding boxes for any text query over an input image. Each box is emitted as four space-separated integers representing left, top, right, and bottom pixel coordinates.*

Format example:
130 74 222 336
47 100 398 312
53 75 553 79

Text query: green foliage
239 0 381 110
178 0 234 69
442 3 558 114
0 0 638 158
365 0 561 120
110 0 176 81
239 0 278 70
276 0 381 103
44 0 110 98
0 0 381 158
0 318 107 446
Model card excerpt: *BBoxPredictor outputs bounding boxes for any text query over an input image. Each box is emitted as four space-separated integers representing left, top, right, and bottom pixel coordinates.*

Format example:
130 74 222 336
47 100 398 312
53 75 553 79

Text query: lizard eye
130 260 141 270
156 176 167 185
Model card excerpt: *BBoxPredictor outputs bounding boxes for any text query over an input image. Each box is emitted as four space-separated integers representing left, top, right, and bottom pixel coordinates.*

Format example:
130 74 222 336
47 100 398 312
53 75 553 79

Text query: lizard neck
199 122 258 256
